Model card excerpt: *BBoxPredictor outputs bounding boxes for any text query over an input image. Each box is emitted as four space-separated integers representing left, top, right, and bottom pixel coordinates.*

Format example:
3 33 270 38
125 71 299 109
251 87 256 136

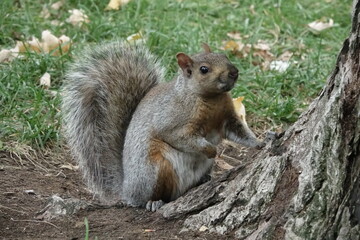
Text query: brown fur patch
149 138 179 202
187 93 234 136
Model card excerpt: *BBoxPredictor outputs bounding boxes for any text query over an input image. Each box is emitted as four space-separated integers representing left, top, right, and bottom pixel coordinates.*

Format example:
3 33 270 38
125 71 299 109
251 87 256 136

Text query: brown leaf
66 9 90 27
105 0 132 10
308 18 334 33
232 96 248 125
39 72 51 88
227 31 242 40
0 49 14 63
51 0 65 10
278 51 293 61
215 158 234 170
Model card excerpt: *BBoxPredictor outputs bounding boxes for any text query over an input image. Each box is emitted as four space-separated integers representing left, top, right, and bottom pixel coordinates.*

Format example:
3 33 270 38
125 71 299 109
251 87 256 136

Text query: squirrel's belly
163 149 214 197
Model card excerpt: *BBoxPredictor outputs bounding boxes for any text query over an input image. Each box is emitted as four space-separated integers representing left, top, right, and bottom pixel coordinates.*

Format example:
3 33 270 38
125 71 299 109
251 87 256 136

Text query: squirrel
61 42 266 211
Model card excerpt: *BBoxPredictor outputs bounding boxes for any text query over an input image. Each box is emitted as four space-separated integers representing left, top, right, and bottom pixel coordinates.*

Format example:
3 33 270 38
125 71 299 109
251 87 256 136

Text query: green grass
0 0 352 149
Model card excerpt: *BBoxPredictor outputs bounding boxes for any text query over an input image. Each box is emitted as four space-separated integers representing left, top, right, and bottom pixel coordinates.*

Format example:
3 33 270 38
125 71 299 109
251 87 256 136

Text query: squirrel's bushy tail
61 42 164 200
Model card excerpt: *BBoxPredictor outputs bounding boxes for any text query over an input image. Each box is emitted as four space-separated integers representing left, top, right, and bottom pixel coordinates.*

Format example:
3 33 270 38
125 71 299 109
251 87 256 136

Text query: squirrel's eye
200 66 209 74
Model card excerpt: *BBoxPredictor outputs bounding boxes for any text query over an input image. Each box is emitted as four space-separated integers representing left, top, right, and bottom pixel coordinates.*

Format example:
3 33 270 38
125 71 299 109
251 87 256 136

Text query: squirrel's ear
202 43 212 53
176 53 194 77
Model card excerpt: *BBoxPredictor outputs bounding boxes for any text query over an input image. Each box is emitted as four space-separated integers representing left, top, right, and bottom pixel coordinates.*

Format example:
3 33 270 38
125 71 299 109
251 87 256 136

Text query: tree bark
160 1 360 239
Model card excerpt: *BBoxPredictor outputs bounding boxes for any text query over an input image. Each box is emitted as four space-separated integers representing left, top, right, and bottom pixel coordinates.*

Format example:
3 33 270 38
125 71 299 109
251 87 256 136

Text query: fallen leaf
66 9 90 27
41 30 71 56
278 50 293 61
308 18 334 33
253 49 274 61
0 49 14 63
40 6 51 19
42 30 62 54
215 158 234 170
0 30 72 62
51 0 65 10
126 32 145 44
221 40 251 58
232 96 248 125
105 0 132 10
50 20 63 26
39 72 51 88
58 35 72 53
269 60 291 73
227 31 242 40
27 37 42 53
253 40 271 51
222 40 244 52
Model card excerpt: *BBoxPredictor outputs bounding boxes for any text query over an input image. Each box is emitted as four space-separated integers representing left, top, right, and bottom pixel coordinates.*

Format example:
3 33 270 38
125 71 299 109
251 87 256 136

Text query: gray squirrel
61 42 266 211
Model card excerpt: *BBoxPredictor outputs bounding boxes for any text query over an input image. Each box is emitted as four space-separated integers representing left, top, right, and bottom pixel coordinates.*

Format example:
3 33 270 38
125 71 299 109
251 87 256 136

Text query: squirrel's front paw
146 200 165 212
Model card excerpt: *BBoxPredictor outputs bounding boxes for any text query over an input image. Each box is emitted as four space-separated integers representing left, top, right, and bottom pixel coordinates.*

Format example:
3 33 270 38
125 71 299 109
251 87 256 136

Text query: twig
0 204 26 214
10 218 60 230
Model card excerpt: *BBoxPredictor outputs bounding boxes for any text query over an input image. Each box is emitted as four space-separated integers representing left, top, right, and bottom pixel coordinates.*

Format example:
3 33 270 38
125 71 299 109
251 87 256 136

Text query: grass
0 0 352 150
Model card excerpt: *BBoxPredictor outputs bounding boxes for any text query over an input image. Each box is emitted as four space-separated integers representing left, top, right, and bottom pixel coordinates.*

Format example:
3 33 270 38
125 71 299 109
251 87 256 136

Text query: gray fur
61 42 164 200
62 43 264 209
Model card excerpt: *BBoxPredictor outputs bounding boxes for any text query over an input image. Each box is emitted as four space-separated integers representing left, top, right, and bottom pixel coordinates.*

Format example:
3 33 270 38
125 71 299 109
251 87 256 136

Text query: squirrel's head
176 43 239 96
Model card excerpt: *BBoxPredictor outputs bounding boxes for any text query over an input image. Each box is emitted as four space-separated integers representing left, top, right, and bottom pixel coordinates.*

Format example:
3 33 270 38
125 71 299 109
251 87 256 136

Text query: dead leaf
268 50 294 73
232 96 248 126
227 31 242 40
222 40 244 52
42 30 62 54
41 31 71 56
66 9 90 27
39 72 51 88
27 37 42 52
50 20 63 26
0 49 14 63
251 40 275 70
308 18 334 33
221 40 251 58
269 60 290 73
278 50 293 61
215 158 234 170
253 40 271 51
51 0 65 10
0 31 71 62
40 6 51 19
105 0 132 10
126 32 145 44
58 35 72 54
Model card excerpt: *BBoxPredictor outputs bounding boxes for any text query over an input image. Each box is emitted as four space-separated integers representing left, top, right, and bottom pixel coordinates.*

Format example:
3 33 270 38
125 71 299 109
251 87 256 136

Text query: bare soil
0 143 256 240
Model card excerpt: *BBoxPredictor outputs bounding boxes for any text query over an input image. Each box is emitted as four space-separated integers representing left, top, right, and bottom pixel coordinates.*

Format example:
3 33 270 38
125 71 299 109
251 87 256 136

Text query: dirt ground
0 143 256 240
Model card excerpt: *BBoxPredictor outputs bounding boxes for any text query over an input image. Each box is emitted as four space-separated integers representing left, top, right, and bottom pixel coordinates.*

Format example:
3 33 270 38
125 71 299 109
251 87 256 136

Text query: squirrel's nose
228 68 239 80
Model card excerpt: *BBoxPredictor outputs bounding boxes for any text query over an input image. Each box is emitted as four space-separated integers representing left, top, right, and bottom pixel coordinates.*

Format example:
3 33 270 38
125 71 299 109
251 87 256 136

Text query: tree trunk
160 1 360 239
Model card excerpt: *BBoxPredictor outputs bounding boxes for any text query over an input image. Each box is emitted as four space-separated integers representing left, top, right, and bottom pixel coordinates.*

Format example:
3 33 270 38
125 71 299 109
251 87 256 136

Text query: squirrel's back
61 42 165 199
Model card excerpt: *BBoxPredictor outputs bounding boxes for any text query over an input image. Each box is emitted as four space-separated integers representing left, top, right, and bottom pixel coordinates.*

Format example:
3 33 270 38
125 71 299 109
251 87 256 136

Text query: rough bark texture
159 1 360 239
